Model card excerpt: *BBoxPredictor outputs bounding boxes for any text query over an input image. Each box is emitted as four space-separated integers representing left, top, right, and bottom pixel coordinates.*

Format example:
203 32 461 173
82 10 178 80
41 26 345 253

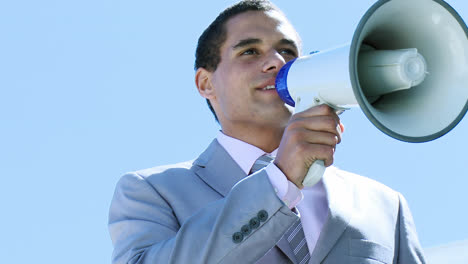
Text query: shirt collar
216 131 277 175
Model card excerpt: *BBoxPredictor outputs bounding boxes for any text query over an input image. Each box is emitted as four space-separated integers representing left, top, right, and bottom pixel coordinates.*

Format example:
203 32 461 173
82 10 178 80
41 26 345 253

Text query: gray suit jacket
109 139 426 264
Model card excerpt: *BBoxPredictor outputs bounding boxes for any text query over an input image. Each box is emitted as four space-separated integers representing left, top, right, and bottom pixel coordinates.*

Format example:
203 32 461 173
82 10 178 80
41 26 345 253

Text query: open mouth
261 85 276 91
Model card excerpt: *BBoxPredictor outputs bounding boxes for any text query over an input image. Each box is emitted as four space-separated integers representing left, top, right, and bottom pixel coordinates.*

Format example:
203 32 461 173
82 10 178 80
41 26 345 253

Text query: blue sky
0 0 467 263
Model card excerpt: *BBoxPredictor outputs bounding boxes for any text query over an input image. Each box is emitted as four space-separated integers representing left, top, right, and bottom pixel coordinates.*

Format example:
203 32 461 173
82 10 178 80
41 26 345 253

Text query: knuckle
288 129 303 143
292 111 307 120
334 135 340 144
326 135 338 146
287 120 302 131
287 116 309 130
317 104 333 114
323 117 337 128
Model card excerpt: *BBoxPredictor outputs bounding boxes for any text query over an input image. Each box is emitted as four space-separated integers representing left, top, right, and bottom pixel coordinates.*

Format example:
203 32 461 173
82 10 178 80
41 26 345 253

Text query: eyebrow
232 38 262 50
278 38 299 51
231 37 299 52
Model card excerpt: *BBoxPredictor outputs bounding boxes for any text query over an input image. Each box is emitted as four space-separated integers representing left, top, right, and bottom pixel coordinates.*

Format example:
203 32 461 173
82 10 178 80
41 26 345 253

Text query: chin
263 111 291 127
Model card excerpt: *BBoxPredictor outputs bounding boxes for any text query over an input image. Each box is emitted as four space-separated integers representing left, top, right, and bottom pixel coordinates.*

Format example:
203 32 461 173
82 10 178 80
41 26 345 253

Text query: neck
221 123 284 153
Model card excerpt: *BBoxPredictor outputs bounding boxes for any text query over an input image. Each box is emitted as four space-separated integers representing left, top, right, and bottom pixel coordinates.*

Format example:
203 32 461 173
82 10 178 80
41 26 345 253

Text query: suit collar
192 139 246 197
194 139 299 263
309 167 355 263
216 131 267 175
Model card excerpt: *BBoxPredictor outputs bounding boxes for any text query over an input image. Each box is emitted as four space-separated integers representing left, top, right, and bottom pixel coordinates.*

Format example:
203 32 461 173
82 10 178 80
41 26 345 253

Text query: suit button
249 217 260 229
232 232 243 243
258 210 268 222
241 224 251 236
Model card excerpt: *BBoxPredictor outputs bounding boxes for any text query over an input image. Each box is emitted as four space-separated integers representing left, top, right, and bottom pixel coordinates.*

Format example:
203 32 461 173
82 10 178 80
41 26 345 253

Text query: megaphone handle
293 95 328 187
303 160 326 187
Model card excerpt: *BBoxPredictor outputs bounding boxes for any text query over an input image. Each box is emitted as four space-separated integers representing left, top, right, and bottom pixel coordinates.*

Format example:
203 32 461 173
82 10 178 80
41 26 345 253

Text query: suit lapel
193 140 297 263
193 142 357 263
192 139 246 197
309 167 355 264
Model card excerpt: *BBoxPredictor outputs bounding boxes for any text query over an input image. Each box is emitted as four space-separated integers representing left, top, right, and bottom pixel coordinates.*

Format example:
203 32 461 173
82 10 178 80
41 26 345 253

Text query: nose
262 50 286 73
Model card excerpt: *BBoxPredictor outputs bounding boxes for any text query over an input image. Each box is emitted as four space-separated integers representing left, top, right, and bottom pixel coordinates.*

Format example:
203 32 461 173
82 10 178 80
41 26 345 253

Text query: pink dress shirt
216 131 329 253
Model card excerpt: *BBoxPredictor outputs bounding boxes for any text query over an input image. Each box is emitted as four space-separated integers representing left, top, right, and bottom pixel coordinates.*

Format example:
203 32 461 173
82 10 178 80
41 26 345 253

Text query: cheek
214 67 247 98
211 60 256 109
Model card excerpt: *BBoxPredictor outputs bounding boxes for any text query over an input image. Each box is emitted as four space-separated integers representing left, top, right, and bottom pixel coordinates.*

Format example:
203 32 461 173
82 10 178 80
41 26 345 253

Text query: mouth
260 85 276 91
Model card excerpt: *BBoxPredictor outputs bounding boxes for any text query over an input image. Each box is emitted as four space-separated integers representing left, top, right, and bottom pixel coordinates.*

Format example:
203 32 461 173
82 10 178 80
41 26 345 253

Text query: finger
339 123 345 133
288 128 339 147
287 116 343 143
294 104 338 119
292 106 341 129
297 143 335 168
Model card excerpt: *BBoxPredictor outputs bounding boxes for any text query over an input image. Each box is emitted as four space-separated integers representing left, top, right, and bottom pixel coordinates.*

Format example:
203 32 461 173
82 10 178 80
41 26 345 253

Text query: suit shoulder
133 160 195 178
115 160 195 187
328 167 402 224
330 166 399 198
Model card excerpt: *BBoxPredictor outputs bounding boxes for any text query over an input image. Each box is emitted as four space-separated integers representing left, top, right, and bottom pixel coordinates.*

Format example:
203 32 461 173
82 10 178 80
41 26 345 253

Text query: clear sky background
1 0 467 263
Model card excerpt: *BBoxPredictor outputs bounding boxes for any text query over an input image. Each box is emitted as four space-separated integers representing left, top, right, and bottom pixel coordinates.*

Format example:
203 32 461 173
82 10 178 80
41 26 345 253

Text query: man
109 1 426 263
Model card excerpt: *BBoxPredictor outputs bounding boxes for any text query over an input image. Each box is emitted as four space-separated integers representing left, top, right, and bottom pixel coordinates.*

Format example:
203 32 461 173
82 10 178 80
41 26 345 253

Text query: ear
195 68 215 100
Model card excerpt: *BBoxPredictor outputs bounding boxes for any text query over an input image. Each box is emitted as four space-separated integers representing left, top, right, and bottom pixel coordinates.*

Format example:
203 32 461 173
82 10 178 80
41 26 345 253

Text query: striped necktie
284 219 311 264
250 154 311 264
249 154 274 174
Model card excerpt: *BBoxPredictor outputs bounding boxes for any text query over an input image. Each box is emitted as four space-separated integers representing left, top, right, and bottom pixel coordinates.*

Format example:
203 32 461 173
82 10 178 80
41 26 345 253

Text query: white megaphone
276 0 468 187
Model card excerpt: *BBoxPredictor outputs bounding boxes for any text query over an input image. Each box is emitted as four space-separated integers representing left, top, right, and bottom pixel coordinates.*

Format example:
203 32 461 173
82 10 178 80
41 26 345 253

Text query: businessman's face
207 10 300 132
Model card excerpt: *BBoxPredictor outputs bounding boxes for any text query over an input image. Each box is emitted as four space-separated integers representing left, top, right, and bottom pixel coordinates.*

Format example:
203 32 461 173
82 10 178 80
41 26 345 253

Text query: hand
274 105 344 189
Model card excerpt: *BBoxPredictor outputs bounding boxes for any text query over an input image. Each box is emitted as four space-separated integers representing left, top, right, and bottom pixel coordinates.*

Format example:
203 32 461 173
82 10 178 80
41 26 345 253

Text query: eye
279 48 297 57
241 48 259 56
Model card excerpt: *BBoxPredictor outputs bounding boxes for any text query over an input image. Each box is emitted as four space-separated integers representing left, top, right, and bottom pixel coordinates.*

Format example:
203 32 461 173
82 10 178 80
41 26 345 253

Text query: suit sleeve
108 170 298 264
396 193 427 264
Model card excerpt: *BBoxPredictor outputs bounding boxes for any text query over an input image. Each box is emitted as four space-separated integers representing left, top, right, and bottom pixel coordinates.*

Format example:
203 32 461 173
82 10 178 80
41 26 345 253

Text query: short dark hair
194 0 280 123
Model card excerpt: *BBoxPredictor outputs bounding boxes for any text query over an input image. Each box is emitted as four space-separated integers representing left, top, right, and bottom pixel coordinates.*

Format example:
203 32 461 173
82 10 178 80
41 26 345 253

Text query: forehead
223 10 300 48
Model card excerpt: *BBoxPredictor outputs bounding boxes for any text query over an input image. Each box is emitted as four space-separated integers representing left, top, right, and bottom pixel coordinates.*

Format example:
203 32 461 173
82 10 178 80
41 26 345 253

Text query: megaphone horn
276 0 468 187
